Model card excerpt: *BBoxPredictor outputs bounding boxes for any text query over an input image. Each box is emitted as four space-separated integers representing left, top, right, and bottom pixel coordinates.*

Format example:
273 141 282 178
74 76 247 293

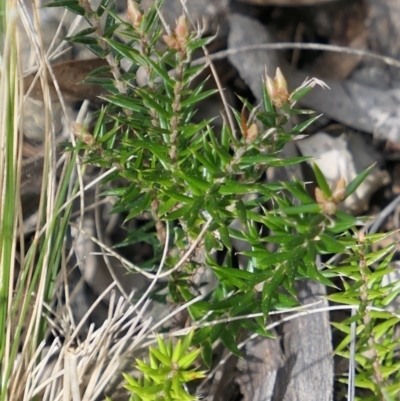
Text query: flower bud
163 34 180 50
315 186 327 205
275 67 288 93
315 187 336 215
265 67 290 109
266 75 276 102
246 123 259 143
163 15 188 50
127 0 142 29
332 177 347 204
174 15 188 46
72 122 94 145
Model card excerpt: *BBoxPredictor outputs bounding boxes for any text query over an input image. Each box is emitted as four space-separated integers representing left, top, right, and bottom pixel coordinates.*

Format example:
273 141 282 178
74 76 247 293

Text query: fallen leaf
23 58 110 103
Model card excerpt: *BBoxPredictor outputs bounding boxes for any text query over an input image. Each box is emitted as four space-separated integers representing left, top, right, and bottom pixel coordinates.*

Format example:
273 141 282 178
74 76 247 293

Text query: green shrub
2 0 398 399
